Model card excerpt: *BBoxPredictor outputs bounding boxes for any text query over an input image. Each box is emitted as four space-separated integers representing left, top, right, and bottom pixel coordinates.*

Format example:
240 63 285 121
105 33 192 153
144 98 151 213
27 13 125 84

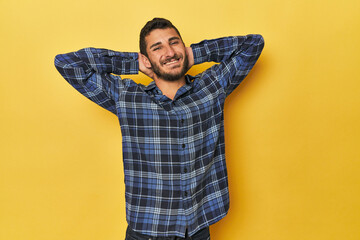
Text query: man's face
145 28 189 81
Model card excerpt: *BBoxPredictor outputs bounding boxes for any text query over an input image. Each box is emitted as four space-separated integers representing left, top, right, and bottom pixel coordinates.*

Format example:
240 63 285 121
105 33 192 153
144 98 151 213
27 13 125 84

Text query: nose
164 45 175 57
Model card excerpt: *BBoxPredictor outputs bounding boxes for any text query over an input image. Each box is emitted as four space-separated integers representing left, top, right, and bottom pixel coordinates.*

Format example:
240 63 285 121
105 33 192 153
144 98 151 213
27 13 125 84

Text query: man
55 18 264 240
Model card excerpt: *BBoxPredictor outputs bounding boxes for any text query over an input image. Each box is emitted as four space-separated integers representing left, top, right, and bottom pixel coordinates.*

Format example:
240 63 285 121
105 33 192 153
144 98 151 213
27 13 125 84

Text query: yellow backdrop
1 0 360 239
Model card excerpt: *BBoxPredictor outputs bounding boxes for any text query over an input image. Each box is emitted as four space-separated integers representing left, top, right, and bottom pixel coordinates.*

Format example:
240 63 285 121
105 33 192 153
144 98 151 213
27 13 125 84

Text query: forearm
191 34 264 66
54 48 139 81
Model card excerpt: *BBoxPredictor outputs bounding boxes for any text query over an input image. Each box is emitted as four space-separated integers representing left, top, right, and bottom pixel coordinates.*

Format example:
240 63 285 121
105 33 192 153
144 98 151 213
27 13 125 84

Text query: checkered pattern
54 34 264 238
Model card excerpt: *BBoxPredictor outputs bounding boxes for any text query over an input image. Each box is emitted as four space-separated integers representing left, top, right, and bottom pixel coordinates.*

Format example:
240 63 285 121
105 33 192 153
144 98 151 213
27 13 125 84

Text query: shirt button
184 191 188 197
182 144 185 148
184 168 188 173
181 119 184 124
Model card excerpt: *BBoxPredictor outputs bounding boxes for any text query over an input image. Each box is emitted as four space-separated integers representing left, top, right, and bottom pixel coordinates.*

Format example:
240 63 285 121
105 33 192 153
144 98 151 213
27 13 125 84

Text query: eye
170 41 179 45
153 46 161 51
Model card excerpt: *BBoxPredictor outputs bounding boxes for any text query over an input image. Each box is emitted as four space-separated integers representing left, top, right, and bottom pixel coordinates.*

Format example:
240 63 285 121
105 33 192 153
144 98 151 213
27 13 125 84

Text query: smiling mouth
163 57 181 66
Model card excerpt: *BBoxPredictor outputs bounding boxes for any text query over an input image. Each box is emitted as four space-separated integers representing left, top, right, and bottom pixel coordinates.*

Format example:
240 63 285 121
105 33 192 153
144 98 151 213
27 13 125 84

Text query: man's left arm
190 34 264 96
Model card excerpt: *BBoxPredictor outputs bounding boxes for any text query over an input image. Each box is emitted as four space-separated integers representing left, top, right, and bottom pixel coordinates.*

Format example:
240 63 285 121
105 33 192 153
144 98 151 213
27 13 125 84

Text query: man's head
139 18 189 82
140 18 183 58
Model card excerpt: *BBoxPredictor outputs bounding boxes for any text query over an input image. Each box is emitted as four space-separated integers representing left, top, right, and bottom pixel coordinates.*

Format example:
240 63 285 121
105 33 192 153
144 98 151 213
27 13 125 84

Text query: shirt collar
144 81 157 91
144 75 195 92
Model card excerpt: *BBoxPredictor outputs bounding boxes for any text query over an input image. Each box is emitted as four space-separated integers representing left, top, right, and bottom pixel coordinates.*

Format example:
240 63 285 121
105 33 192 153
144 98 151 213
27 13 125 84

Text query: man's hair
139 18 183 57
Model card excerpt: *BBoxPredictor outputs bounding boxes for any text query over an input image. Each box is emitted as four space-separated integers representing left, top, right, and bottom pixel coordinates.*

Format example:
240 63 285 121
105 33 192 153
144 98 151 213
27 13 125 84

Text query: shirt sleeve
191 34 264 96
54 48 139 114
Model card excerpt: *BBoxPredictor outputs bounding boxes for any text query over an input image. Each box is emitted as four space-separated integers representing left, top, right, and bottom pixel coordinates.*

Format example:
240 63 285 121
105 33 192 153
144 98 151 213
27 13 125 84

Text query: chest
117 84 225 133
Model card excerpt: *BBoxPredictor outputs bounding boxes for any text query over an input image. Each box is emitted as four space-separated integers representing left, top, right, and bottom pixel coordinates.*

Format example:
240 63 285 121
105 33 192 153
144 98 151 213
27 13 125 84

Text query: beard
150 53 189 82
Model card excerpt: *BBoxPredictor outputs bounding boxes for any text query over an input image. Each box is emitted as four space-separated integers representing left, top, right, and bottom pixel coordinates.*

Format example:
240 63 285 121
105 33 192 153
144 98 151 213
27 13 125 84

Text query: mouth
163 57 181 67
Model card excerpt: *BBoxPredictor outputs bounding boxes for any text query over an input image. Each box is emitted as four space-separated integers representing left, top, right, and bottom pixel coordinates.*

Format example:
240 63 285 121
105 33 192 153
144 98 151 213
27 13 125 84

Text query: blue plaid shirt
54 34 264 238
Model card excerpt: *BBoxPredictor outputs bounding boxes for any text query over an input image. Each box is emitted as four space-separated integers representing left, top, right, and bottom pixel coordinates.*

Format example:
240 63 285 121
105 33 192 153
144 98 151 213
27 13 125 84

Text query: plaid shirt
54 34 264 238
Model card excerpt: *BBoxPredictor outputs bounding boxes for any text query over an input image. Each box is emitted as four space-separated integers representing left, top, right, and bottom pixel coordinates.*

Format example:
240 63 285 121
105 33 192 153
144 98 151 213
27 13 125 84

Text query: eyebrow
149 36 181 50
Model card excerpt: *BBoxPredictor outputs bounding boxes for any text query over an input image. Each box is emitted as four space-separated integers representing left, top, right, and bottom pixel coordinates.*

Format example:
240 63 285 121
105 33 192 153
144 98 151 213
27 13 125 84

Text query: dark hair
139 18 183 57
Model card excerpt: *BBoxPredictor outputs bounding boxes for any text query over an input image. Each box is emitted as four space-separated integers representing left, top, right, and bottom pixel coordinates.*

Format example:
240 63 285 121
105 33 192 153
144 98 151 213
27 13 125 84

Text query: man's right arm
190 35 264 96
54 48 139 114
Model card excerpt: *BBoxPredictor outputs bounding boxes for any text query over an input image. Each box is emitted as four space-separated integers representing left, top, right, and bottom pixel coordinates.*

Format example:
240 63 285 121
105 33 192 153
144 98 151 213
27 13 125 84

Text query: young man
54 18 264 240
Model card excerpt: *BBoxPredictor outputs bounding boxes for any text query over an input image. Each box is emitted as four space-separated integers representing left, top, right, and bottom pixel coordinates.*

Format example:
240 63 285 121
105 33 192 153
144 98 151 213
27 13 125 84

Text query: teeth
165 59 179 65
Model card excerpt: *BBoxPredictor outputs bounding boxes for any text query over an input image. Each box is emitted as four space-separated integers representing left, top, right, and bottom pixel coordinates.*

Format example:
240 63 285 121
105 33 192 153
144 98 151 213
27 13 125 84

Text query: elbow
54 54 68 77
258 35 265 51
258 34 265 47
54 54 63 68
251 34 265 52
245 34 265 53
249 34 264 46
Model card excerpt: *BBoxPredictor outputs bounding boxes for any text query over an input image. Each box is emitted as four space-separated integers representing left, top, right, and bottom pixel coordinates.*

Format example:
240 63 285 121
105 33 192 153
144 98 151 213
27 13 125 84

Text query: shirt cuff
190 42 209 65
110 51 139 75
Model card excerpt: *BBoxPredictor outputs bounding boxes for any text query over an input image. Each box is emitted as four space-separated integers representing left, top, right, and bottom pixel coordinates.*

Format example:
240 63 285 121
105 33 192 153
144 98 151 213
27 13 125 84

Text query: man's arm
190 34 264 96
54 48 139 114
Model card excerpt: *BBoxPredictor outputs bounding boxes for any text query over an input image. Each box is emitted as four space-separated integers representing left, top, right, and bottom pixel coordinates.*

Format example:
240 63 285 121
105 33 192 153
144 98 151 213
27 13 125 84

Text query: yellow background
1 0 360 239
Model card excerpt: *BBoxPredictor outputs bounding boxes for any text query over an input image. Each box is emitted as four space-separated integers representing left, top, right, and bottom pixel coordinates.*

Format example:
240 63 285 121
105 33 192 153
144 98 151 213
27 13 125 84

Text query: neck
154 76 186 100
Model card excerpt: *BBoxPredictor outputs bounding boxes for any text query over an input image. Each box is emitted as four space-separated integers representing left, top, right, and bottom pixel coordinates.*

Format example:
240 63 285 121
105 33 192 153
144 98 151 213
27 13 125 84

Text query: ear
141 54 152 69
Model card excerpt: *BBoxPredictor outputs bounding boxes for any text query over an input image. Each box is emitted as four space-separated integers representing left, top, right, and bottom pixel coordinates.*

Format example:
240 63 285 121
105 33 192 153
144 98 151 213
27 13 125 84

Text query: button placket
174 102 192 226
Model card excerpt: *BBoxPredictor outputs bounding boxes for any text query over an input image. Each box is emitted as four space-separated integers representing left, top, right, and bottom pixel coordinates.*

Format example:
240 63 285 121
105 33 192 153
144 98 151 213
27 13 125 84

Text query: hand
138 53 155 79
186 47 194 70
